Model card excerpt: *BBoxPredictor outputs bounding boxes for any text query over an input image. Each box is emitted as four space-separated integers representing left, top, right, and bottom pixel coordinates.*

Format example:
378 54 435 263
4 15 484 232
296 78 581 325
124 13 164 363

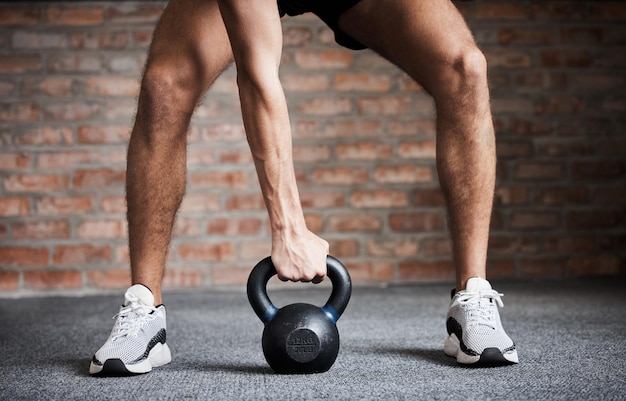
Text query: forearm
238 74 306 234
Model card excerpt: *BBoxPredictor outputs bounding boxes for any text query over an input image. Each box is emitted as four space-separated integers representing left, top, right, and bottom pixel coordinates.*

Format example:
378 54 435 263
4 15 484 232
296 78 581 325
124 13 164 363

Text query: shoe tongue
125 284 155 306
464 277 492 292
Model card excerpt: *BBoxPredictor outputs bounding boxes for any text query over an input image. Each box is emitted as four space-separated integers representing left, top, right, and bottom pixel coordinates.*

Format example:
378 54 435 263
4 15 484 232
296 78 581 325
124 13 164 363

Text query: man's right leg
91 0 233 376
127 0 233 306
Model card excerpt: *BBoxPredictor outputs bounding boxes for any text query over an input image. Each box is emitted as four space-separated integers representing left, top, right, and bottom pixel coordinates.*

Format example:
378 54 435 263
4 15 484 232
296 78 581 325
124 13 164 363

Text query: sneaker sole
89 342 172 376
444 333 518 366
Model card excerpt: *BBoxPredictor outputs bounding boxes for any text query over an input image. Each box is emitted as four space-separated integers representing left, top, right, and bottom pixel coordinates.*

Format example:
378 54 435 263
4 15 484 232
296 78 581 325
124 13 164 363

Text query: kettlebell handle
247 255 352 325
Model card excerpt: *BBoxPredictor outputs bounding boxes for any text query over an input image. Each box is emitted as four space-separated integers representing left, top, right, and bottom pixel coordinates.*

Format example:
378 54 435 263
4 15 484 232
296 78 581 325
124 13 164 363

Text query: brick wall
0 1 624 296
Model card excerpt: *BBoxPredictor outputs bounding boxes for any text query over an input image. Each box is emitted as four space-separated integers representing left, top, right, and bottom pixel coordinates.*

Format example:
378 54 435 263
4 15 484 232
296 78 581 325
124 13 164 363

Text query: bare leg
339 0 496 291
127 0 233 304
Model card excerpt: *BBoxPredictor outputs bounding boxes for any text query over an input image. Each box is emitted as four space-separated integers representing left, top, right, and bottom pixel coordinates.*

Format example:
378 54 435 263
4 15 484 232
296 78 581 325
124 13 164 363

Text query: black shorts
278 0 366 50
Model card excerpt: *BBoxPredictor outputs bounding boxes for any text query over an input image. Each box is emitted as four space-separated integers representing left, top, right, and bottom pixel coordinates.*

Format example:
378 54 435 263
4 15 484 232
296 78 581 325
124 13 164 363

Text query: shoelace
457 289 504 330
110 293 157 341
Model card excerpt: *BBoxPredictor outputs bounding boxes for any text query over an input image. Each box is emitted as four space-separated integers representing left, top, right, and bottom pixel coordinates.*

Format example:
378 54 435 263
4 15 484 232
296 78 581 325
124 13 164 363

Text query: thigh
337 0 480 97
146 0 234 95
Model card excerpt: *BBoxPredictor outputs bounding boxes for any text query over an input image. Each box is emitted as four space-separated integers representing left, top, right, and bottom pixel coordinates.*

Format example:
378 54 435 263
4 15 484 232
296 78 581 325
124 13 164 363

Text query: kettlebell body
247 256 352 374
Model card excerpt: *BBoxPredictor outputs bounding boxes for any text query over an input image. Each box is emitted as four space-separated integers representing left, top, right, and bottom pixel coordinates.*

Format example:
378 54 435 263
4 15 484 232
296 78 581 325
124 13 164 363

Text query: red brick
84 76 140 96
488 235 538 255
77 219 125 239
510 212 559 229
398 260 454 282
78 125 130 145
497 140 533 158
216 148 252 164
421 237 452 257
328 239 359 258
357 96 413 116
0 271 20 291
486 259 517 280
36 196 93 215
178 243 235 262
567 211 620 229
311 167 369 185
560 27 606 45
224 193 264 211
389 212 445 232
100 195 126 214
283 27 312 47
69 31 129 49
39 77 73 97
172 218 201 237
543 235 596 253
567 256 620 277
327 214 382 232
347 261 394 282
163 268 204 288
47 54 102 72
295 50 353 69
0 247 49 267
211 265 251 286
24 270 82 289
498 28 554 45
336 141 393 161
535 187 588 206
592 186 626 204
293 145 330 163
474 3 528 20
189 171 248 189
539 50 592 68
300 190 345 208
0 8 40 25
281 73 329 92
295 120 382 139
43 102 99 121
0 153 30 169
411 188 445 207
0 54 41 73
304 214 323 233
54 245 111 265
366 237 420 257
0 102 39 121
44 7 104 26
12 30 67 49
494 187 529 206
14 126 74 146
484 49 532 69
73 169 125 189
571 161 624 180
3 173 68 192
398 140 436 159
206 217 263 236
297 97 352 116
520 258 566 279
387 119 435 136
12 220 70 240
350 189 408 209
334 73 391 92
374 165 432 184
590 4 626 20
238 240 271 261
107 5 165 24
87 268 130 289
514 163 563 180
0 197 29 217
530 4 589 20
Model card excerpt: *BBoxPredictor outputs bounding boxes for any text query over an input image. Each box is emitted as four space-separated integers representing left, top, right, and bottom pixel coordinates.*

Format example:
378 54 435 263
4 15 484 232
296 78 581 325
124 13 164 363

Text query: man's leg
90 0 234 376
338 1 518 365
338 0 494 292
127 0 234 305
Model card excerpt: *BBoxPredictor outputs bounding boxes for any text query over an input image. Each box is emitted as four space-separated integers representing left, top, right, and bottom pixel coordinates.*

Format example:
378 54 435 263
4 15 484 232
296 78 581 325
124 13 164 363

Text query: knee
137 60 200 126
436 47 488 102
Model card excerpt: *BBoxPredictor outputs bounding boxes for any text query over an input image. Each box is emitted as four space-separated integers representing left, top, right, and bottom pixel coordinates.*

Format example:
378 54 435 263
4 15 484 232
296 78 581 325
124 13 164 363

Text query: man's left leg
337 0 518 365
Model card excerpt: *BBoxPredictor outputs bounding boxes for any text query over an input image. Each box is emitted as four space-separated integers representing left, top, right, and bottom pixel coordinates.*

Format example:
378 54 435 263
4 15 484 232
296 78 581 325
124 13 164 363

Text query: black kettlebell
247 255 352 374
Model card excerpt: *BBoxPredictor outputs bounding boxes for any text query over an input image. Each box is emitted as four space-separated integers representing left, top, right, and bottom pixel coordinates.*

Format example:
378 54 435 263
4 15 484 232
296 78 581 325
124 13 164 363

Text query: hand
271 229 329 283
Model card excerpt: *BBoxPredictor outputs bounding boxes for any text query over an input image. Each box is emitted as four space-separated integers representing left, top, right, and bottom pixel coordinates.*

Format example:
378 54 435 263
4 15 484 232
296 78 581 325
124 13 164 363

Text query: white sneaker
444 277 519 365
89 284 171 375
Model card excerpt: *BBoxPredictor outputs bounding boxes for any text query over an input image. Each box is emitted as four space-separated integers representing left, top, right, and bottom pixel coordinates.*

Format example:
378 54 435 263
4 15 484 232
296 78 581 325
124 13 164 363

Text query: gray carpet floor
1 277 625 400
